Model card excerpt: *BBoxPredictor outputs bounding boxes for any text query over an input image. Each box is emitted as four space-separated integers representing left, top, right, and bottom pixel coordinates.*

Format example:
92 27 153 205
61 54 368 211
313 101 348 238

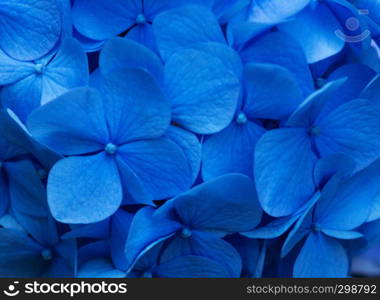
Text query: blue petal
6 160 59 246
45 239 77 277
242 216 300 239
110 210 134 271
164 49 240 134
0 109 61 169
144 0 184 19
244 63 304 120
0 171 9 216
226 235 261 278
191 42 243 79
130 243 162 276
315 99 380 170
161 231 242 278
47 153 122 224
202 121 265 179
155 255 230 278
321 229 363 240
0 228 45 277
78 240 110 265
313 153 356 189
118 138 192 201
27 88 108 155
281 193 320 257
0 49 34 85
62 220 110 240
97 69 171 144
72 0 138 40
72 28 105 53
361 74 380 107
240 31 314 97
294 232 349 277
100 38 164 85
173 174 262 233
153 5 225 60
287 79 347 128
241 195 320 240
0 0 61 61
314 159 380 230
248 0 311 24
255 129 317 217
166 126 201 183
326 0 371 51
78 259 125 278
126 23 158 53
2 74 42 123
279 2 345 63
41 38 89 105
322 64 377 116
125 207 182 272
116 158 153 206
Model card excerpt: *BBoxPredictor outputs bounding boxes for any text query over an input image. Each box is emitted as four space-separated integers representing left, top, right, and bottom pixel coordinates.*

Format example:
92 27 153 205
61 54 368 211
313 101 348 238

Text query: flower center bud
180 227 192 239
37 168 47 179
309 126 321 136
136 13 147 25
236 112 248 125
312 224 322 232
142 271 153 278
41 249 53 261
34 63 44 74
105 143 118 155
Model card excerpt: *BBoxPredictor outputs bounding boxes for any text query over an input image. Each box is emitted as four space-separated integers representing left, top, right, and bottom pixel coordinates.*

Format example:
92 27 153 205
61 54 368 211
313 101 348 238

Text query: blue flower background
0 0 380 278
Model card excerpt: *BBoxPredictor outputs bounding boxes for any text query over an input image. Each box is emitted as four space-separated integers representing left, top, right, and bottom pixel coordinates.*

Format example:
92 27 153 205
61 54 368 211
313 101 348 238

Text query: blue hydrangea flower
72 0 191 52
281 155 380 277
99 37 240 136
0 38 89 122
27 69 193 224
153 5 311 179
278 0 370 63
0 0 62 61
77 240 231 278
255 77 380 217
125 174 263 278
0 160 76 277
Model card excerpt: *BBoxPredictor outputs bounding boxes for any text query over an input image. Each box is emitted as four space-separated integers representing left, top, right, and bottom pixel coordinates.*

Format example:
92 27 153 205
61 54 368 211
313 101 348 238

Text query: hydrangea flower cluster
0 0 380 278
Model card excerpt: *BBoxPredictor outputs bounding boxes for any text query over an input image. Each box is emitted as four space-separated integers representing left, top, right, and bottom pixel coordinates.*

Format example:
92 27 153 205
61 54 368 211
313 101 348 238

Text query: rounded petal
118 138 192 201
0 49 34 85
1 74 42 123
153 5 225 60
72 0 138 40
244 63 304 120
0 0 61 61
202 121 265 180
100 38 164 85
125 207 181 272
27 88 109 155
173 174 263 233
248 0 311 24
155 255 230 278
161 231 242 278
240 31 314 97
166 126 201 183
280 3 345 63
165 49 240 134
97 69 171 144
294 233 349 278
47 153 122 224
255 129 317 217
316 99 380 170
41 38 89 105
